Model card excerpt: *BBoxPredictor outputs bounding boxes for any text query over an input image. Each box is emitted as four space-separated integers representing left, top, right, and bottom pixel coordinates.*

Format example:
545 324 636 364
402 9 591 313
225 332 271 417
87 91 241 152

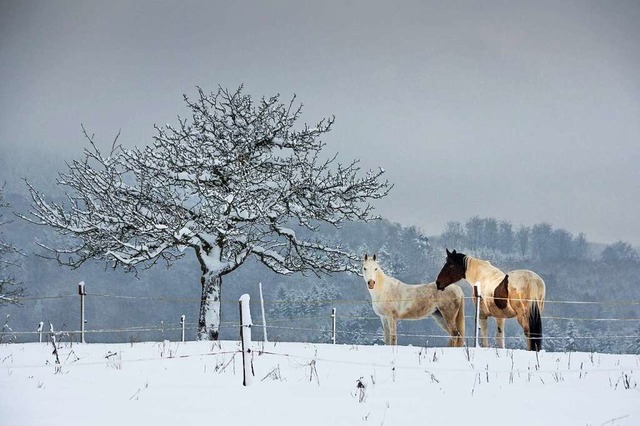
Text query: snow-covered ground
1 340 639 426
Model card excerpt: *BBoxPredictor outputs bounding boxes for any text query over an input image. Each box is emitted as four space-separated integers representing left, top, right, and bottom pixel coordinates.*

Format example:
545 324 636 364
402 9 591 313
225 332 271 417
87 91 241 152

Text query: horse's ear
446 248 451 256
373 254 377 261
364 254 368 261
452 249 457 255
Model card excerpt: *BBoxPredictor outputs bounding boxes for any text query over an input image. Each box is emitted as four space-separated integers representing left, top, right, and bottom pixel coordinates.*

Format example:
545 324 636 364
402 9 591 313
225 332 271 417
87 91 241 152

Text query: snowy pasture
2 341 639 426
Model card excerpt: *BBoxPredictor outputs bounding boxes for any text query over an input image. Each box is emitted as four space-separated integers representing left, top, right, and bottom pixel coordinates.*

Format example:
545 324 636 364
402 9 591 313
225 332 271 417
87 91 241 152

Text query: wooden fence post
37 321 44 343
474 282 481 348
180 315 186 342
49 322 61 373
239 294 253 386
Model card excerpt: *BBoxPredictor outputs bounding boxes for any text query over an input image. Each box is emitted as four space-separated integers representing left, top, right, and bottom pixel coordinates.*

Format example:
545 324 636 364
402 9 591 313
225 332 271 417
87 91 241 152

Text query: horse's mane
466 255 502 275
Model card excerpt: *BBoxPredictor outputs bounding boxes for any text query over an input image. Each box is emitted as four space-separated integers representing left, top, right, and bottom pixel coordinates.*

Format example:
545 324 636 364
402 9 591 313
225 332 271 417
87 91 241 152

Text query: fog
1 1 639 244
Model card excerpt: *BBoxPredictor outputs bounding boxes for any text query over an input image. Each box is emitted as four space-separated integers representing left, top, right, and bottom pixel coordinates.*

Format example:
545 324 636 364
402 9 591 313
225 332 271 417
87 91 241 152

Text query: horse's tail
528 299 543 351
455 296 465 347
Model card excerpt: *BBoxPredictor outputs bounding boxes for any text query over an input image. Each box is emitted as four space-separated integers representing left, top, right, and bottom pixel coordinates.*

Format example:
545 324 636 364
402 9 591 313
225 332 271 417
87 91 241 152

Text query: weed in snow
308 359 319 385
424 370 440 384
381 402 390 425
215 352 237 375
552 371 564 383
105 351 122 370
610 372 636 390
418 346 427 365
597 414 631 425
157 340 178 358
65 349 79 363
130 380 150 401
463 344 473 364
354 377 367 403
261 365 283 382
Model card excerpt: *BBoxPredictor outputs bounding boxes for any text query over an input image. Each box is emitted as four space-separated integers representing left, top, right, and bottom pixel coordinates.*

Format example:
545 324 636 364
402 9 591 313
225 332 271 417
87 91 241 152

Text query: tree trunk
198 271 222 341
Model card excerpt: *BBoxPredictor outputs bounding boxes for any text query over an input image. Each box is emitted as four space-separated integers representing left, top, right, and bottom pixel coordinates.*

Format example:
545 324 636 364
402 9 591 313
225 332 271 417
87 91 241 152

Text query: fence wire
3 291 640 352
12 293 640 306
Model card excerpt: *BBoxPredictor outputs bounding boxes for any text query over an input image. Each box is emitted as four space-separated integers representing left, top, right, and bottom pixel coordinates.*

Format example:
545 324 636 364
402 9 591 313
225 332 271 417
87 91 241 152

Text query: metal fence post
239 294 253 386
78 281 86 343
331 307 337 344
474 282 481 348
259 282 268 342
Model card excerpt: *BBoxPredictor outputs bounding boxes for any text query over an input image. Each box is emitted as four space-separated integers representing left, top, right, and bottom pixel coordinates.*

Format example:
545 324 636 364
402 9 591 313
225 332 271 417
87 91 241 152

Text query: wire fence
2 291 640 353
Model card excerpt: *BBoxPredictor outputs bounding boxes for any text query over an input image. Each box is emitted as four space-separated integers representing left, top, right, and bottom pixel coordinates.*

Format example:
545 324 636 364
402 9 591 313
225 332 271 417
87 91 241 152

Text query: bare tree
440 221 465 250
0 186 23 305
23 86 391 340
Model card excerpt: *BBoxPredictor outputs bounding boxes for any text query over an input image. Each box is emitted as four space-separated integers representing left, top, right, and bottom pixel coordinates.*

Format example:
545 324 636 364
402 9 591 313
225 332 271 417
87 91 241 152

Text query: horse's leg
381 316 391 345
389 317 398 345
453 300 466 347
495 317 505 349
438 308 461 347
434 309 454 347
479 315 489 348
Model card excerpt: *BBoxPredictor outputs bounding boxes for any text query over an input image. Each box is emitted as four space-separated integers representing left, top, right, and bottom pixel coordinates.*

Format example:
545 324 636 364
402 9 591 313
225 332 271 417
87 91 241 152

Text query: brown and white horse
363 254 465 347
436 249 545 351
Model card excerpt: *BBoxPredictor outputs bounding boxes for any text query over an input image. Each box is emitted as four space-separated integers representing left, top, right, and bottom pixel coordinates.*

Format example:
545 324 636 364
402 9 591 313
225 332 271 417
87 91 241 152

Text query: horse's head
436 249 467 290
362 254 382 290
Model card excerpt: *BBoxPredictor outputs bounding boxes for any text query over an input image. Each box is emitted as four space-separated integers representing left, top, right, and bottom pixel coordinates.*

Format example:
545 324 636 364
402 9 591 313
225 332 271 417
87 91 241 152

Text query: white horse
363 254 465 346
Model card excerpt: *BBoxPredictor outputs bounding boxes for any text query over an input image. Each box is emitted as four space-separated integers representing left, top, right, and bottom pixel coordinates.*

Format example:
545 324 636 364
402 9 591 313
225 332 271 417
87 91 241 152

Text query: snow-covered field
1 340 639 426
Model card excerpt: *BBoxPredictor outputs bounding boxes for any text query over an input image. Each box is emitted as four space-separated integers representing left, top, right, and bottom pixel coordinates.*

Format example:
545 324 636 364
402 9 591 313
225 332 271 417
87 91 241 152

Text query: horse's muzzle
367 280 375 289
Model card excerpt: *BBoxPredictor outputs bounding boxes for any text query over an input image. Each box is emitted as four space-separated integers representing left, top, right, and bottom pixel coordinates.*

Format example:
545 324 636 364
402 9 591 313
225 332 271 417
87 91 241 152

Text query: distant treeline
438 216 639 263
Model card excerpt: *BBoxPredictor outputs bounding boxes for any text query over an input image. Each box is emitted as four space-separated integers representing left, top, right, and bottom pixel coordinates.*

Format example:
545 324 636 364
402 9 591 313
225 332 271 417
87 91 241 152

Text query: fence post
78 281 86 343
180 315 186 342
49 322 61 372
474 282 481 348
239 294 253 386
37 321 44 343
331 307 337 344
259 282 268 342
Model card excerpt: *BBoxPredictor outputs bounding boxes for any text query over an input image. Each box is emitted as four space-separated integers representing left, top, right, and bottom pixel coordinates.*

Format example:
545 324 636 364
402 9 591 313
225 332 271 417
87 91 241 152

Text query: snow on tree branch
23 85 391 278
0 186 24 304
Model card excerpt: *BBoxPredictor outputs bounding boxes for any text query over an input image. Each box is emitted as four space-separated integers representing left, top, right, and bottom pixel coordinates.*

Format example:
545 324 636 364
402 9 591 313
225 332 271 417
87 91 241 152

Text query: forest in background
1 190 639 354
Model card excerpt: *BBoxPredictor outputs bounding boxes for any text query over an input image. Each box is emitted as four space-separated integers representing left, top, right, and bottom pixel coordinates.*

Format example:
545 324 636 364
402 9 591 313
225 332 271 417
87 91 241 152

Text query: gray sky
2 1 639 245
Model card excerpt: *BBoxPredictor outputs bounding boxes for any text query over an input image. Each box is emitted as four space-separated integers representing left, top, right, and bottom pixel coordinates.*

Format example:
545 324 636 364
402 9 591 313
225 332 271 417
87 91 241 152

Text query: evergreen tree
565 319 579 352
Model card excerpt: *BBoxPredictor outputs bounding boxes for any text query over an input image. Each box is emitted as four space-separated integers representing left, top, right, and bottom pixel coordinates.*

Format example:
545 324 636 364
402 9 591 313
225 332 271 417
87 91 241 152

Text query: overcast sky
1 1 639 245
